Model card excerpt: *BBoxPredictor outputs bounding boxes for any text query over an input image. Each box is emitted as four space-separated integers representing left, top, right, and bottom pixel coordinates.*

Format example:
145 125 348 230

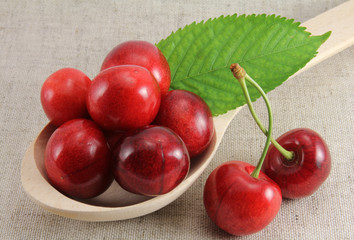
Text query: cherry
154 89 214 158
100 40 171 95
203 161 282 236
112 125 190 196
44 119 113 199
40 68 91 127
86 65 161 131
262 128 331 199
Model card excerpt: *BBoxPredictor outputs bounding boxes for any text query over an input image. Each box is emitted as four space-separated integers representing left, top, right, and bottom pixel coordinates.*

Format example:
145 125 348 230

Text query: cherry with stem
203 64 282 236
231 63 331 199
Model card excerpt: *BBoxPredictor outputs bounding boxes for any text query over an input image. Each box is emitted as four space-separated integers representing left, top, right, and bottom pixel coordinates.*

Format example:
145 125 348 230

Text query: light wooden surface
20 0 354 222
297 0 354 75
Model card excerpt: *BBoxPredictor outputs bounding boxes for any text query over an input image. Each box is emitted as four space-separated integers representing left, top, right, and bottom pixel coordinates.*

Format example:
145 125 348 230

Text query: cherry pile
41 40 214 199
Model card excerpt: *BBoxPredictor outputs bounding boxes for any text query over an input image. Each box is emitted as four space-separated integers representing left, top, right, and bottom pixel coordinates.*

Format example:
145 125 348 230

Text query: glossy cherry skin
153 89 214 158
101 40 171 95
262 128 331 199
203 161 282 236
44 119 113 199
86 65 161 131
40 68 91 127
112 125 190 196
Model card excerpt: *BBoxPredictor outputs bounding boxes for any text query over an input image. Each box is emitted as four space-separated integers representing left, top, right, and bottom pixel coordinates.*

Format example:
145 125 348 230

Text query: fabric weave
0 0 353 239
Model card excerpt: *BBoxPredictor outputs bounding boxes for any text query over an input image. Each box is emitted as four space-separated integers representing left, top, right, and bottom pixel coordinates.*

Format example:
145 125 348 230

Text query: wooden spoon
21 0 354 222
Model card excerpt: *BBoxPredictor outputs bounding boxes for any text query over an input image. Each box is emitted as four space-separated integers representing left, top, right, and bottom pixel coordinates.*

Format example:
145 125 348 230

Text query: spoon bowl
21 109 239 221
21 0 354 221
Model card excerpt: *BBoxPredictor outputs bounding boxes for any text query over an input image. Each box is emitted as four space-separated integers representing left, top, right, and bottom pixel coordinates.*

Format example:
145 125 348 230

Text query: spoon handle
297 0 354 75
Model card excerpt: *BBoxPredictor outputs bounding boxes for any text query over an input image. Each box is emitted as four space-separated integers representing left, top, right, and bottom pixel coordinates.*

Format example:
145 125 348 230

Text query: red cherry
86 65 161 131
44 119 113 199
154 89 214 158
262 128 331 199
40 68 91 126
112 125 190 196
203 161 282 236
101 40 171 95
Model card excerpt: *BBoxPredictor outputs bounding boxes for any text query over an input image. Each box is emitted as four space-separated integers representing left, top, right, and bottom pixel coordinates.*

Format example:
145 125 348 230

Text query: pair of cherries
203 64 331 235
42 41 214 199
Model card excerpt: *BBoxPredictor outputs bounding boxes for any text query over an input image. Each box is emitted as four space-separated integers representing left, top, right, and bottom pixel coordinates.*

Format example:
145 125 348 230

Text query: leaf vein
225 22 255 64
174 38 324 85
207 18 239 71
171 27 205 80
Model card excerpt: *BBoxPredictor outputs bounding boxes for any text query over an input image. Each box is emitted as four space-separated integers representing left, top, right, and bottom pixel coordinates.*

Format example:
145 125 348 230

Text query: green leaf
156 14 331 116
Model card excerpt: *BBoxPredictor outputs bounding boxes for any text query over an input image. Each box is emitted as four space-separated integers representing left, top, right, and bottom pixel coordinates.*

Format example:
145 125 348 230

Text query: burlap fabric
0 0 353 239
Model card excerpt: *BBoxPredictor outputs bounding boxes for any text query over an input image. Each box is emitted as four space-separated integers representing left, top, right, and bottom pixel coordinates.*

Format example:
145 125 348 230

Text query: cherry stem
230 63 272 178
230 64 294 162
244 74 294 161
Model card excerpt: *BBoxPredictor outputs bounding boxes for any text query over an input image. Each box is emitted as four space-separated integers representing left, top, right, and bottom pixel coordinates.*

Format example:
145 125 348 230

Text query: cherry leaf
156 14 331 116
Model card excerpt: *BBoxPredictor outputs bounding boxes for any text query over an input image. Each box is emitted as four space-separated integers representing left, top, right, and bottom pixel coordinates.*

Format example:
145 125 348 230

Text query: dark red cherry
112 125 190 196
262 128 331 199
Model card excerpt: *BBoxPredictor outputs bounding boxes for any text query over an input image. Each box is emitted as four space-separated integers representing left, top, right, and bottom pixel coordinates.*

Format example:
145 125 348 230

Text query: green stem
229 63 294 161
243 78 272 178
243 74 294 161
230 63 297 177
230 63 273 178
